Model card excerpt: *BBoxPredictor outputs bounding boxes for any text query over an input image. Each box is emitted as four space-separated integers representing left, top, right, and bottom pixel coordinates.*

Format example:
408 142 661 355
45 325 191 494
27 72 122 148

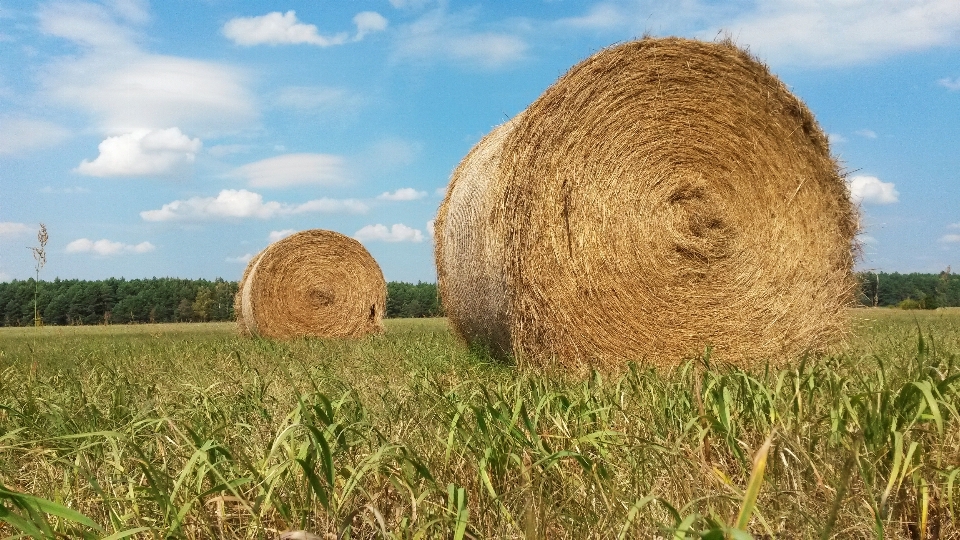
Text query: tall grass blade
735 431 774 530
100 526 153 540
617 495 655 540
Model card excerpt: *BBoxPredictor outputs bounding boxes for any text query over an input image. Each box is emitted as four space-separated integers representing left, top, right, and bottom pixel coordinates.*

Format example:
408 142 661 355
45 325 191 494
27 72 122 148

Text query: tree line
0 278 442 327
857 270 960 309
1 271 956 327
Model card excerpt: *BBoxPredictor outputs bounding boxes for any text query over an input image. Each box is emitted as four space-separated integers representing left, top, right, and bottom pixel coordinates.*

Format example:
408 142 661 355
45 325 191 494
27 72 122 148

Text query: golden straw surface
436 37 858 371
435 117 520 357
235 230 386 339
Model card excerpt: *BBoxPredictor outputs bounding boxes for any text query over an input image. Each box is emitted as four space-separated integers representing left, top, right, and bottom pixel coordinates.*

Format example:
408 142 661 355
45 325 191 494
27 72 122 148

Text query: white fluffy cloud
268 229 297 243
848 175 900 205
354 223 424 243
0 222 31 238
377 188 427 201
76 128 201 177
354 11 389 40
39 1 139 49
395 9 527 68
40 186 90 194
40 3 256 135
426 219 435 238
939 77 960 91
554 0 960 67
66 238 155 256
233 153 348 188
706 0 960 66
389 0 434 9
827 133 847 145
556 3 629 30
223 10 387 46
45 54 256 135
223 10 348 46
141 189 367 222
226 253 253 264
856 129 879 139
0 118 70 156
941 224 960 243
109 0 150 24
274 86 362 114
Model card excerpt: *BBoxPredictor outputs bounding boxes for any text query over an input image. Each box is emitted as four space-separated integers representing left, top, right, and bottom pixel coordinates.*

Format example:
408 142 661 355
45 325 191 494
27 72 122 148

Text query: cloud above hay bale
38 1 140 49
939 77 960 91
39 186 90 194
226 253 253 264
274 86 363 115
0 117 70 156
223 10 387 47
76 128 201 177
0 222 31 238
66 238 155 256
552 1 960 67
268 229 297 243
558 4 622 29
848 175 899 205
388 0 433 10
354 12 389 40
354 223 424 242
39 0 257 136
233 154 348 188
377 188 427 201
394 8 527 68
223 11 347 46
827 133 847 145
45 53 256 134
706 0 960 66
140 189 367 222
940 225 960 243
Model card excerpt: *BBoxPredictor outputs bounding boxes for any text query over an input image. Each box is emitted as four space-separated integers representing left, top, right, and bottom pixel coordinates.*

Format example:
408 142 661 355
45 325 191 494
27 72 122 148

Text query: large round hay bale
435 37 858 371
235 229 386 339
234 250 263 336
435 117 521 357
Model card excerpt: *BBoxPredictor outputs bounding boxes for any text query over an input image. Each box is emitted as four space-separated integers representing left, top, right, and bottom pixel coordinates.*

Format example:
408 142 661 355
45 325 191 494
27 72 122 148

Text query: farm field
1 311 959 538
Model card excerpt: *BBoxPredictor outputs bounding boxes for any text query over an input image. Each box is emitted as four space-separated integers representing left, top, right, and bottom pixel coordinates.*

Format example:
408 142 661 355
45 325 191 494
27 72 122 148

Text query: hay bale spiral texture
435 117 521 357
435 37 858 371
235 230 386 339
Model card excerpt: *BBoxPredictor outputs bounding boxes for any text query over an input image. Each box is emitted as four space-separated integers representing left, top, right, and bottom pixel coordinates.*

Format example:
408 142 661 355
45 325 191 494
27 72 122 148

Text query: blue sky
1 0 958 283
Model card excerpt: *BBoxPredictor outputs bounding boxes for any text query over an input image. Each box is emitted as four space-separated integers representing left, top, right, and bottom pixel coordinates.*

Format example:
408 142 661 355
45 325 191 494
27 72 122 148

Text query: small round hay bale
235 229 386 339
435 37 858 371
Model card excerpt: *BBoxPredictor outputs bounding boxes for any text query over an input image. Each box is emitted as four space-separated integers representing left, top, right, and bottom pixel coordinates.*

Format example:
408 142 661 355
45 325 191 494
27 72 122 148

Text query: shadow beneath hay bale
466 342 515 367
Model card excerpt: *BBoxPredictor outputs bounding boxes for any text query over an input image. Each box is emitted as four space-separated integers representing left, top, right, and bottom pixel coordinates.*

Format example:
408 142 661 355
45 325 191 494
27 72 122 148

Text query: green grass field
1 311 959 539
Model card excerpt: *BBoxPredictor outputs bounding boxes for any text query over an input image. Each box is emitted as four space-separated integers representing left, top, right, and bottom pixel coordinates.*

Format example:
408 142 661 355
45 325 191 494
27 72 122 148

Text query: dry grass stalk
235 229 386 339
435 37 859 372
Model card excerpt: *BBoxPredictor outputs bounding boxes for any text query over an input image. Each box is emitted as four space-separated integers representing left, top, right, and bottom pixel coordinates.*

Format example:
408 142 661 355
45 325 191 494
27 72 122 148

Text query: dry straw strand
435 37 858 372
235 229 386 339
